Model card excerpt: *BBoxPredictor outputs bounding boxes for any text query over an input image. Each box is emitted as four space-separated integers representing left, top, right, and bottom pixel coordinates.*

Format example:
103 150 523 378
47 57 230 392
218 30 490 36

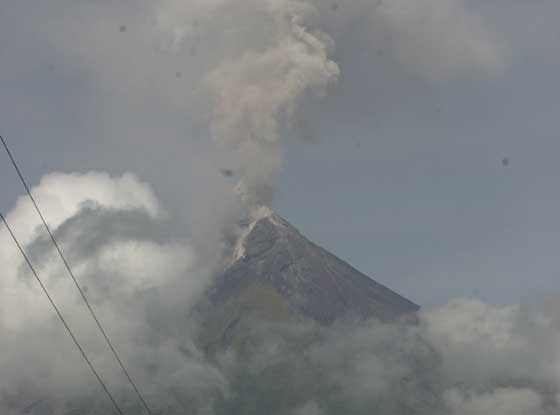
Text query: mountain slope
200 209 418 339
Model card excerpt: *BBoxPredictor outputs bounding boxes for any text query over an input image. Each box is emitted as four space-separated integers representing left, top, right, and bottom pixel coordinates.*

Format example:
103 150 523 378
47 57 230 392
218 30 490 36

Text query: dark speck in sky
502 157 509 167
331 3 339 12
220 169 234 178
176 71 182 78
119 25 127 32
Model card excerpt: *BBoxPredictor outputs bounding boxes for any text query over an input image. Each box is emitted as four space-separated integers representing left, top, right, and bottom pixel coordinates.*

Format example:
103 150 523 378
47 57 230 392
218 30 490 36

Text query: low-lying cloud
1 0 554 414
0 172 224 414
2 173 560 414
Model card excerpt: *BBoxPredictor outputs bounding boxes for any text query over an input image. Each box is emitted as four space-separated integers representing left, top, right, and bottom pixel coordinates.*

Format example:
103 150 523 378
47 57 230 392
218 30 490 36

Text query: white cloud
4 171 161 246
0 172 162 326
420 299 560 387
0 172 222 413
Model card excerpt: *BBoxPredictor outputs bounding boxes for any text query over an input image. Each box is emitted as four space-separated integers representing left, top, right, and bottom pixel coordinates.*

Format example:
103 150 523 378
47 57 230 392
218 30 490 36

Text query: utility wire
0 135 153 414
0 213 123 415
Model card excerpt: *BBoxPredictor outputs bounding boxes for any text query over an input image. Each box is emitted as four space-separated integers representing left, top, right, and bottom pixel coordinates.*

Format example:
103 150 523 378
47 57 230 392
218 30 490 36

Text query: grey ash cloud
1 0 560 414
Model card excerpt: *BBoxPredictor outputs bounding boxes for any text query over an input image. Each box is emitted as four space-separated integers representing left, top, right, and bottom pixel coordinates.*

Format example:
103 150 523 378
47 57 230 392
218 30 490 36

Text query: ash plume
2 1 553 414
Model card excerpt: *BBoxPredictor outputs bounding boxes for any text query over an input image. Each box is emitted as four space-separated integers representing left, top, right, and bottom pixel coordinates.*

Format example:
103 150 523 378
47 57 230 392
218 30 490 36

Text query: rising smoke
1 0 552 414
2 173 560 415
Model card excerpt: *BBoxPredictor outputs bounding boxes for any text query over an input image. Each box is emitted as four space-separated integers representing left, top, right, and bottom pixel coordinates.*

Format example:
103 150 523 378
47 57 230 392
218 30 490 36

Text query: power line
0 213 123 415
0 135 153 414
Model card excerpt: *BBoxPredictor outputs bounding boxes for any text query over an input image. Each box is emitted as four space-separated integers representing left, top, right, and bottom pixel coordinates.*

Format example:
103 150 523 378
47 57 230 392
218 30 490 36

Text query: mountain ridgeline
8 210 434 415
188 211 440 415
196 210 419 350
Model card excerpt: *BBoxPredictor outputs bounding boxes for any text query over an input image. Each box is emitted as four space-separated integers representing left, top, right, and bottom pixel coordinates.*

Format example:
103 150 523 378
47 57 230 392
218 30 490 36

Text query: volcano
196 208 419 348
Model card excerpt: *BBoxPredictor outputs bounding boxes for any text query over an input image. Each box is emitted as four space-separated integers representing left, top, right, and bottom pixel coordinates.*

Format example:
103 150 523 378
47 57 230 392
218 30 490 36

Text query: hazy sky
3 3 560 413
1 0 560 307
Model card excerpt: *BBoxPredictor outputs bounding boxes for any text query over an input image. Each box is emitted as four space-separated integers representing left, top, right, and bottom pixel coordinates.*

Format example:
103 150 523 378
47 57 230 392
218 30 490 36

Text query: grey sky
1 0 560 308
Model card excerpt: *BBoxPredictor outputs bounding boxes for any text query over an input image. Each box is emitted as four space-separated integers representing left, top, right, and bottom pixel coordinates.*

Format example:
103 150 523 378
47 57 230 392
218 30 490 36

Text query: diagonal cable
0 213 123 415
0 135 152 414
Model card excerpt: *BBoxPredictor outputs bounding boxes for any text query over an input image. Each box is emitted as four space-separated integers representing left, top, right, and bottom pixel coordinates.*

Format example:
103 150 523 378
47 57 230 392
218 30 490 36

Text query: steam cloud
6 0 504 214
204 0 339 206
0 0 549 414
2 174 560 414
0 173 226 414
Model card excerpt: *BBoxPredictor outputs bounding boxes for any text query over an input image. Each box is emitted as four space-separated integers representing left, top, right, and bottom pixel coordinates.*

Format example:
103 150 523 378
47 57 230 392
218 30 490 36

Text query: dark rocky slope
197 209 419 350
